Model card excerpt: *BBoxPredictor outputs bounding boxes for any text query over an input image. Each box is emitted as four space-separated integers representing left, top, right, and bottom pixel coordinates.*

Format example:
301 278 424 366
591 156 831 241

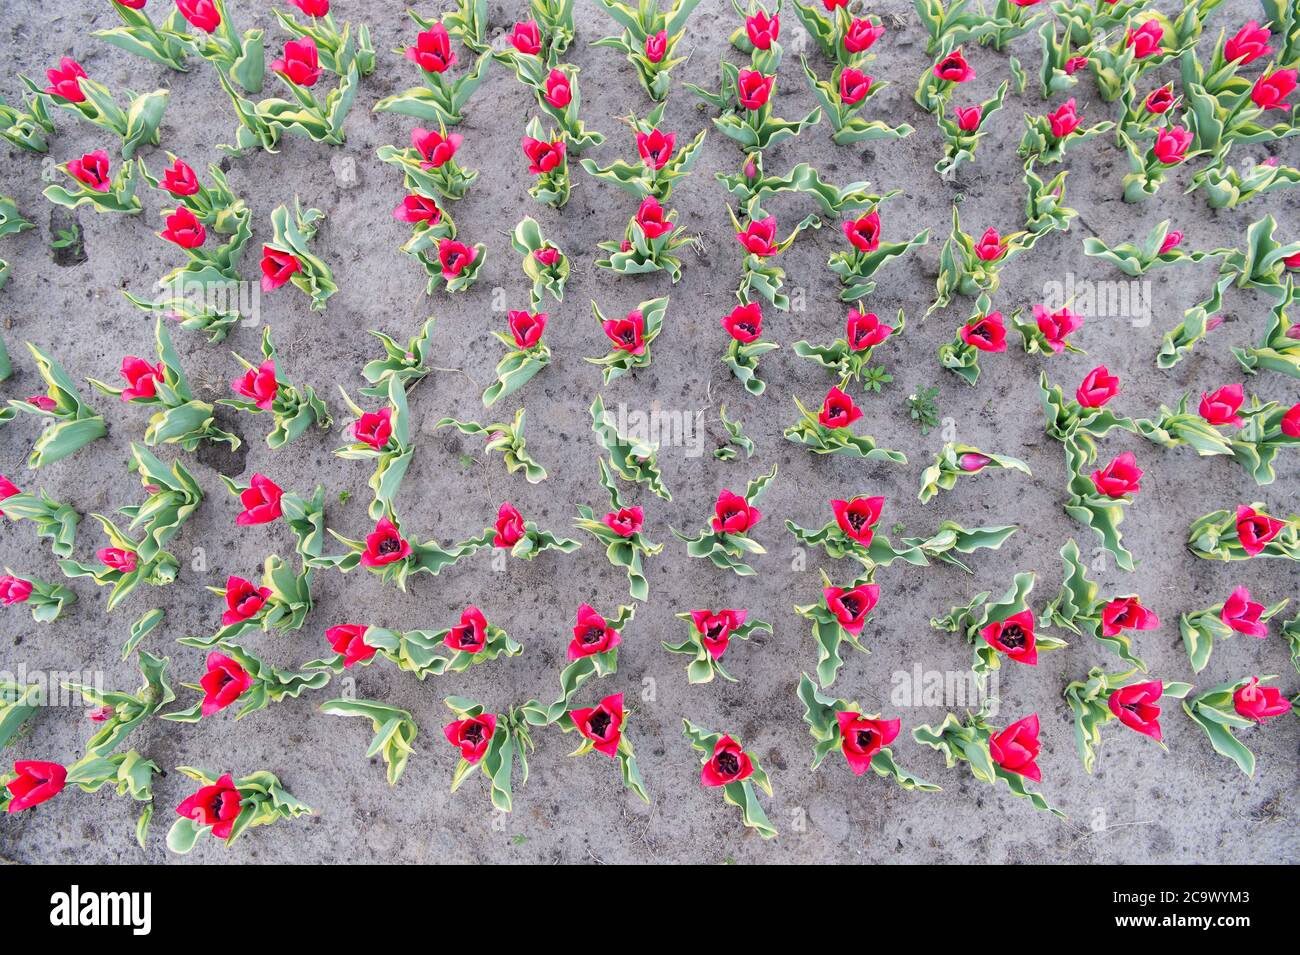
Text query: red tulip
1232 677 1290 723
644 29 667 63
603 308 646 354
712 489 761 534
981 609 1038 665
161 157 200 196
973 227 1005 261
260 246 301 291
837 712 900 776
411 127 462 168
933 48 974 82
570 692 624 757
1064 56 1089 75
199 651 253 716
960 311 1007 352
327 624 376 667
823 0 848 7
444 606 488 654
521 135 565 175
958 452 993 471
1281 402 1300 437
1235 505 1285 556
176 773 240 837
237 473 284 526
700 736 753 786
6 760 67 813
1153 126 1192 164
534 246 561 268
570 604 620 659
493 502 526 548
736 216 778 255
1198 383 1244 427
1158 229 1183 254
353 406 392 449
1224 21 1272 64
737 69 775 109
406 25 457 74
954 105 982 131
1108 681 1164 740
843 18 883 53
88 705 114 721
444 714 496 763
272 37 322 87
1047 98 1080 138
602 506 643 538
636 128 676 170
361 516 411 567
119 355 165 402
1090 452 1143 498
831 496 883 545
1286 252 1300 271
1126 20 1164 58
839 67 872 105
509 20 542 56
1101 596 1160 637
721 302 763 343
989 714 1041 781
1251 69 1297 111
97 548 138 574
1033 304 1083 353
229 359 277 411
0 475 20 517
160 206 206 249
292 0 330 15
633 195 674 239
1145 84 1175 113
45 57 87 102
68 150 111 192
842 210 881 252
508 310 546 348
438 239 477 278
818 385 862 429
1221 586 1267 637
222 575 271 625
27 396 57 412
746 12 779 50
544 69 571 108
175 0 221 32
690 610 746 659
846 309 893 350
824 582 879 635
0 576 33 605
1076 365 1119 408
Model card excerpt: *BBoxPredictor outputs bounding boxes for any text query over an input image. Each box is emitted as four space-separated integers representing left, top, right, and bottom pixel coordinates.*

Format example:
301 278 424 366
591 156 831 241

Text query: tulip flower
1153 125 1192 164
1076 365 1120 408
818 386 863 429
737 69 775 109
271 37 322 87
981 610 1039 665
632 195 673 239
1090 452 1143 498
570 693 624 758
1126 21 1164 58
0 576 33 605
1234 506 1285 556
1224 22 1272 64
746 12 779 50
118 356 165 402
843 18 883 54
444 607 487 654
934 48 974 83
1101 597 1160 637
842 211 881 252
1108 680 1164 740
1047 99 1080 137
444 713 497 765
832 496 884 545
973 227 1006 261
509 20 542 56
98 548 139 574
160 157 200 196
45 57 87 102
635 128 675 169
838 68 872 106
719 303 761 346
1198 383 1245 427
438 239 477 278
235 474 284 526
544 68 571 108
1281 403 1300 437
175 773 241 838
700 735 754 786
326 624 376 667
1032 304 1084 353
159 207 206 250
199 652 253 716
176 0 221 33
644 30 667 63
67 150 112 192
1233 678 1290 722
959 311 1007 352
989 715 1042 781
260 247 301 292
222 575 271 625
824 582 879 635
507 310 546 349
353 406 393 449
293 0 330 15
601 506 644 539
569 604 620 659
953 105 982 131
493 503 526 548
837 712 899 775
361 516 412 567
713 489 761 534
736 216 778 255
406 25 457 74
1145 85 1175 113
6 760 68 813
1221 586 1267 637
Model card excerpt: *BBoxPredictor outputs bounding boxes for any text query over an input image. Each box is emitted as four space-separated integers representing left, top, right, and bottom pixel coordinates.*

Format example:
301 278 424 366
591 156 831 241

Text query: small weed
906 386 941 435
51 224 83 258
860 366 893 393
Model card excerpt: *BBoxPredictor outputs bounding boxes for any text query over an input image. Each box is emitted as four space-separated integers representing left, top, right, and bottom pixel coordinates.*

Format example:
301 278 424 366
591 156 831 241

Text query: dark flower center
618 327 636 344
999 624 1026 650
855 729 875 749
589 711 612 738
582 626 605 645
716 751 740 777
840 595 862 617
463 723 484 745
971 324 992 342
846 511 868 531
377 537 402 555
705 622 726 640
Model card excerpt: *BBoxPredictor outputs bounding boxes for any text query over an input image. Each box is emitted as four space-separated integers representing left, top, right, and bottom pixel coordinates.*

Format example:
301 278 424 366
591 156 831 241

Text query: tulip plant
802 57 913 146
221 473 326 567
164 644 329 722
1064 668 1191 773
274 0 376 78
932 572 1068 678
177 556 313 647
43 150 142 215
483 309 551 407
719 302 779 395
914 0 1020 55
58 514 181 612
732 211 818 310
1017 98 1115 165
913 707 1062 815
389 191 459 295
915 44 978 116
1182 676 1295 777
261 198 337 310
792 308 904 391
170 0 266 93
361 318 436 398
918 443 1031 503
25 59 167 159
5 343 106 468
1040 539 1158 669
495 7 576 72
713 404 755 460
593 0 703 101
579 103 708 203
523 604 635 725
1188 504 1300 562
485 502 581 563
0 86 53 152
0 194 33 288
220 328 332 448
664 610 771 684
1063 443 1142 571
692 65 822 155
1119 126 1197 202
91 319 239 453
1179 587 1289 673
335 378 413 519
115 444 204 569
716 152 895 219
307 611 521 680
168 768 313 854
683 719 775 838
796 569 879 687
557 692 650 802
672 465 776 576
319 698 418 786
929 208 1031 314
797 675 938 791
324 514 490 590
1233 282 1300 378
827 210 930 301
0 571 75 623
574 459 664 601
587 296 669 383
0 682 41 750
784 386 907 463
1022 163 1077 240
504 64 605 153
590 395 671 501
596 195 692 282
379 126 479 203
444 697 534 813
1038 367 1133 463
934 81 1009 177
521 118 570 208
1083 219 1213 276
437 408 548 484
375 19 491 126
511 217 570 305
0 485 78 559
